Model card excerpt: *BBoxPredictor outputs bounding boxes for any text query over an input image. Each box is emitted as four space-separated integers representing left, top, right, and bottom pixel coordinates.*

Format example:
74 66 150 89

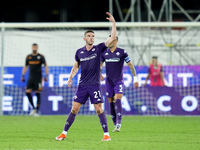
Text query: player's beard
32 50 37 54
86 38 94 45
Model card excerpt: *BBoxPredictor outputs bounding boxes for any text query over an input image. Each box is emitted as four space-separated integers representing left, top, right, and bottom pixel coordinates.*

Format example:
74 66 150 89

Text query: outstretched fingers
106 12 115 22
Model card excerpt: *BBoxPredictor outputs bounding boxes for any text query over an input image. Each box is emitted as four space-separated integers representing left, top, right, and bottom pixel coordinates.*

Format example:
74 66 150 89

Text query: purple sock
110 102 116 126
115 99 122 125
64 112 76 132
98 112 108 133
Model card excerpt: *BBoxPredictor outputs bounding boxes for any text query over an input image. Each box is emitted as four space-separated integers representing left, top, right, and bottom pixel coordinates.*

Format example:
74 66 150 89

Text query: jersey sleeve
41 55 46 65
97 42 107 53
123 50 131 63
25 56 29 66
75 50 80 62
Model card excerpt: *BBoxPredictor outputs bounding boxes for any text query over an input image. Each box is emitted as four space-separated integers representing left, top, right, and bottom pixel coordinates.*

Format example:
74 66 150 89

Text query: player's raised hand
106 12 115 23
67 77 73 88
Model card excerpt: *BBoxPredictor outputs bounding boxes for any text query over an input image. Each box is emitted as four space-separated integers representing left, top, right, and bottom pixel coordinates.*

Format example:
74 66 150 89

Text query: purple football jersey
75 42 107 85
101 47 131 85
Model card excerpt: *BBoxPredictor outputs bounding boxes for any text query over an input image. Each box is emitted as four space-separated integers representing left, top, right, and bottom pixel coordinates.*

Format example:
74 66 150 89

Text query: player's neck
32 52 38 56
85 44 93 51
110 46 117 53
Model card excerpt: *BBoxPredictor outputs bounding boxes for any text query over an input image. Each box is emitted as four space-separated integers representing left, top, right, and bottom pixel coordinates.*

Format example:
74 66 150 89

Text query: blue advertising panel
2 65 200 115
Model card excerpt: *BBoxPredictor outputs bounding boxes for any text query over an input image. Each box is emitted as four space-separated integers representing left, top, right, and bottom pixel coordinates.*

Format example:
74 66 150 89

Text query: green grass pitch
0 115 200 150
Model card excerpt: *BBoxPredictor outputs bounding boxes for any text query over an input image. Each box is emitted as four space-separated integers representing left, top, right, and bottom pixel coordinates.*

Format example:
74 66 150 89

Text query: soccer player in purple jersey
100 36 139 132
56 12 116 141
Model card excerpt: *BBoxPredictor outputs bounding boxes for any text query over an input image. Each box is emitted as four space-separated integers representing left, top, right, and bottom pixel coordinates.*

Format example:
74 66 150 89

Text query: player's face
152 58 158 66
84 32 95 46
108 39 117 48
32 45 38 54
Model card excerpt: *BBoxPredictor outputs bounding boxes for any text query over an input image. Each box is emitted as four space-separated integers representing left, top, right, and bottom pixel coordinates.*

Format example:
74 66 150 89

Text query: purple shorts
73 84 104 104
105 81 124 98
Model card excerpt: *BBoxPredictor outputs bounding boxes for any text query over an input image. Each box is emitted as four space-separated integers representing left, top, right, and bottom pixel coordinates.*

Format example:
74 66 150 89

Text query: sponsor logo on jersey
105 58 120 62
29 56 32 59
92 48 95 51
80 51 84 54
74 95 77 99
105 52 109 55
80 53 97 62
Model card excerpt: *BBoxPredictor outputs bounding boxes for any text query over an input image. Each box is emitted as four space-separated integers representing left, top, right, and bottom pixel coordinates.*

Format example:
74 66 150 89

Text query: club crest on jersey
92 48 95 51
116 52 120 56
80 51 84 54
37 55 41 59
105 53 109 55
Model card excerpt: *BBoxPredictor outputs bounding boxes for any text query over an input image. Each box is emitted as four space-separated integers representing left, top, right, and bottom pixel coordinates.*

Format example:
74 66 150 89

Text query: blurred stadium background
0 0 200 116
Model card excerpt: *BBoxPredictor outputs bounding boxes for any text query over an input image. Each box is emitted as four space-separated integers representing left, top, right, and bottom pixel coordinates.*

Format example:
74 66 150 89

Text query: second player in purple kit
101 36 139 132
56 12 116 141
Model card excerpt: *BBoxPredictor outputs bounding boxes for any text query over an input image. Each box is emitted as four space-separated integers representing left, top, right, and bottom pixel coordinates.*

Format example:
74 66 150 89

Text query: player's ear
83 37 86 41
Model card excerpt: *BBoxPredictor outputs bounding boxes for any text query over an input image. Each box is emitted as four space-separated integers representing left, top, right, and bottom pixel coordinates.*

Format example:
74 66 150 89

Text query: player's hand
44 74 48 82
134 82 139 88
21 74 25 82
100 73 104 81
67 77 73 88
106 12 115 23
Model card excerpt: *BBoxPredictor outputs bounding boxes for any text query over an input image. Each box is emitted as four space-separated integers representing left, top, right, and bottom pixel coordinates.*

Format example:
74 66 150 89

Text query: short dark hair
152 56 158 59
84 30 95 36
32 43 38 46
109 35 118 41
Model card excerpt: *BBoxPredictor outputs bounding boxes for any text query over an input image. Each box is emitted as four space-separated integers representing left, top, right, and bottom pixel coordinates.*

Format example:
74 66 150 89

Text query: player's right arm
67 61 80 88
21 56 29 82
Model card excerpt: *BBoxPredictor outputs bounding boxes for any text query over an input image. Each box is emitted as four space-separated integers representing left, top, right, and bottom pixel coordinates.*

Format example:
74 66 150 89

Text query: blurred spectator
144 56 165 86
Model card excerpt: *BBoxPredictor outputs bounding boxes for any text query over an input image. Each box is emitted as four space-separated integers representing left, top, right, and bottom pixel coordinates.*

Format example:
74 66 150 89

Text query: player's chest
78 49 99 61
28 55 42 64
104 51 123 61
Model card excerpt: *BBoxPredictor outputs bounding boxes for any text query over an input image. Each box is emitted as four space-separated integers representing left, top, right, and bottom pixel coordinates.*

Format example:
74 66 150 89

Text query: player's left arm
127 61 139 88
160 66 165 86
100 62 104 81
44 63 49 81
104 12 116 47
41 55 49 81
